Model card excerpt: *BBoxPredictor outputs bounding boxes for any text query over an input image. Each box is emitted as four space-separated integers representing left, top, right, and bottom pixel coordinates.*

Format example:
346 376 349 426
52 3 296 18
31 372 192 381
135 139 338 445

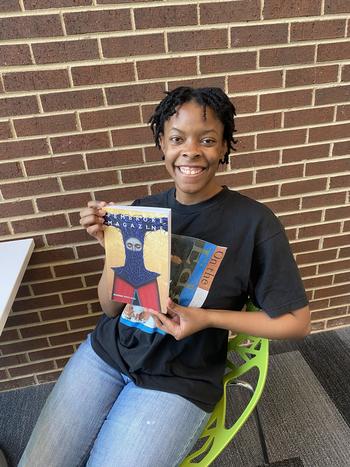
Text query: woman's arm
98 261 125 318
150 300 311 341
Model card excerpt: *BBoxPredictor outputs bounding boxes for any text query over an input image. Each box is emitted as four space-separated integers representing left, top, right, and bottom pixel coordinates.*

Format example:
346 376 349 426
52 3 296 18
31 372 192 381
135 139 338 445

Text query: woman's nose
182 141 200 157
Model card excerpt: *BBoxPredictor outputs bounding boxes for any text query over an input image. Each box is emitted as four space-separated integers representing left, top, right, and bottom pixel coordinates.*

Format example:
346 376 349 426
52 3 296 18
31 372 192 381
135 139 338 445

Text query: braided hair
148 87 237 164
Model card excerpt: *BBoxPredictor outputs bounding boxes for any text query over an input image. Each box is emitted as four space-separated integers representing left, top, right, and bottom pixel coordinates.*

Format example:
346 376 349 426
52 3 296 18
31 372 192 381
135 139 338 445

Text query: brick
80 106 140 131
168 29 227 53
260 90 312 111
0 0 20 12
286 65 338 87
102 33 165 58
0 161 23 179
260 45 315 67
167 77 225 95
72 63 134 86
46 229 90 246
30 247 75 266
282 144 330 163
24 0 91 8
0 354 27 368
0 15 63 40
21 322 68 339
16 285 31 298
61 170 118 191
265 197 300 215
135 4 197 29
264 0 321 18
291 20 346 41
1 178 60 199
76 244 103 259
64 9 131 35
33 39 99 64
257 129 306 149
37 371 61 384
144 146 164 163
3 69 69 92
238 185 279 201
6 311 40 328
327 315 350 329
9 360 55 378
0 377 35 391
137 57 197 80
315 85 350 106
325 206 350 221
318 42 350 62
69 211 83 227
280 177 327 196
41 89 104 112
85 273 100 286
0 121 12 140
23 266 53 282
304 275 334 290
54 259 103 277
330 294 350 306
70 315 99 330
94 185 148 203
297 249 337 265
231 95 257 114
25 154 84 176
111 126 153 147
0 95 39 118
32 277 83 295
15 113 77 137
314 283 350 299
228 71 282 93
309 123 350 143
340 247 350 258
106 82 165 106
200 0 259 23
256 163 303 183
0 223 10 236
235 135 255 153
336 104 350 121
231 23 288 47
312 306 346 320
62 288 98 304
333 141 350 156
302 192 347 209
290 239 319 254
0 138 48 162
284 107 334 128
325 0 350 13
0 200 34 218
12 294 61 313
12 214 68 234
236 113 281 134
121 164 169 184
29 344 74 361
279 210 322 228
51 132 110 154
86 149 143 169
49 329 90 346
330 174 350 189
0 329 18 342
0 44 32 66
200 52 256 74
299 222 341 239
342 65 350 81
37 192 91 212
299 265 317 277
216 171 253 189
334 271 350 284
306 158 350 176
0 337 48 356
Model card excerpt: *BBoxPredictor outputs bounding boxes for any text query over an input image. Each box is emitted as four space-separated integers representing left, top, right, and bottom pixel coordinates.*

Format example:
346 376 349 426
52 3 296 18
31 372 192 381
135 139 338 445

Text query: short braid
148 87 237 164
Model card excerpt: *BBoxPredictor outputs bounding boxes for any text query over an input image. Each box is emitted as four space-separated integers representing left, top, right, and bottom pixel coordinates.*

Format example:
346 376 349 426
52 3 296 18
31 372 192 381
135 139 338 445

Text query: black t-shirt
91 187 308 412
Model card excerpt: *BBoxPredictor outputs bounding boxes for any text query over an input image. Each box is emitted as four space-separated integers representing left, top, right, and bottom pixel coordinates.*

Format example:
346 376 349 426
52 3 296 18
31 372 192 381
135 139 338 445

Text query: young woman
19 87 310 467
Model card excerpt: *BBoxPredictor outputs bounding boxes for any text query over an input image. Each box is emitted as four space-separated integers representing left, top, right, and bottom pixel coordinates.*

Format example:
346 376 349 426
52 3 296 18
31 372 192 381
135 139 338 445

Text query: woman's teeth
179 166 204 175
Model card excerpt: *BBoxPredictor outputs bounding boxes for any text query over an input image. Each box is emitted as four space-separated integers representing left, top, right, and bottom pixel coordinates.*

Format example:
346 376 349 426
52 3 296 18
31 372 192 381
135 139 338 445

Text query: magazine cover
170 234 227 308
104 205 171 323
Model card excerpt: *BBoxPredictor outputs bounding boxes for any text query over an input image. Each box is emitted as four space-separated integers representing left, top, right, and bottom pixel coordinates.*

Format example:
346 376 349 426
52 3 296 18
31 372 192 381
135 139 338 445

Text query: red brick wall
0 0 349 390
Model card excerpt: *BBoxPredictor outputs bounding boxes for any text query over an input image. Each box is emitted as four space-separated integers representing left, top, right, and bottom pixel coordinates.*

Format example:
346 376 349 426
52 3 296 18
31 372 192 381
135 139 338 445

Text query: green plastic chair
181 301 269 466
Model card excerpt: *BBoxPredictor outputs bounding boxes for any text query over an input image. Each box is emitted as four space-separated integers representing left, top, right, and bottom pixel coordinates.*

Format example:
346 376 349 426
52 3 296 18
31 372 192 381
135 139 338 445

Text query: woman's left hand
149 299 211 340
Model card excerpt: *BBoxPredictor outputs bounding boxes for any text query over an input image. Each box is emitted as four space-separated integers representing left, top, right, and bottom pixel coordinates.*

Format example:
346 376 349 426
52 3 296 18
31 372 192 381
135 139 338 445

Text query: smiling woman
19 87 310 467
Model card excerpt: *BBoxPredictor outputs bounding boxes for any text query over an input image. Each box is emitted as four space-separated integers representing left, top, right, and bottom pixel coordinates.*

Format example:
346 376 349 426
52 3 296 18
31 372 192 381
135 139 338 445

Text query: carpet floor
1 327 350 467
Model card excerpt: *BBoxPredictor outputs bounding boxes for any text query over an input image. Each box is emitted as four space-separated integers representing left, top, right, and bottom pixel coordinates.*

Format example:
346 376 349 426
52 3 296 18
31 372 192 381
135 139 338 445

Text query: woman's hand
79 200 108 248
149 299 211 340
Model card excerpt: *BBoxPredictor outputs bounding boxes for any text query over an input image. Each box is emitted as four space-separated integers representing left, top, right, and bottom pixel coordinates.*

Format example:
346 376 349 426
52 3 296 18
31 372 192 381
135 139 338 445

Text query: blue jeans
19 334 211 467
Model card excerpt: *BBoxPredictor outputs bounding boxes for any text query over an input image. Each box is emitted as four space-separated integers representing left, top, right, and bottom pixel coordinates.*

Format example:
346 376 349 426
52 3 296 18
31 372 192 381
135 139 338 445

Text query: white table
0 238 34 336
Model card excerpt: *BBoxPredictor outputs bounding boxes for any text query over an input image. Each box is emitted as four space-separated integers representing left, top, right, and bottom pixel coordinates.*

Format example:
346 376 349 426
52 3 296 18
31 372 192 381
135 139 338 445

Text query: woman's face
159 100 227 205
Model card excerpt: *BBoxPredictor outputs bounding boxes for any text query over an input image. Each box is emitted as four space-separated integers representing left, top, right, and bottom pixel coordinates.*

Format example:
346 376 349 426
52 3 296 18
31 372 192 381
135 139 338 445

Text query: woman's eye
202 138 215 145
170 136 182 143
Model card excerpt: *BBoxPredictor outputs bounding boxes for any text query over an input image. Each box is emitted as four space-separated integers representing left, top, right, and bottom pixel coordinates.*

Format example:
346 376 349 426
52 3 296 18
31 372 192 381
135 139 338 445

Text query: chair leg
229 380 270 465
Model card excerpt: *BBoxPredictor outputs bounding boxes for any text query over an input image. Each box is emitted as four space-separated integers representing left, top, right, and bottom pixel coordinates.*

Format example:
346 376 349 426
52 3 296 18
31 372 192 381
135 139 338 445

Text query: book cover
170 234 227 308
104 205 171 320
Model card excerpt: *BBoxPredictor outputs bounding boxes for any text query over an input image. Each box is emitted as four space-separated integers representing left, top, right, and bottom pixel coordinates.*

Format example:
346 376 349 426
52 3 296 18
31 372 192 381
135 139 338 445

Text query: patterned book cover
104 205 171 317
170 234 227 307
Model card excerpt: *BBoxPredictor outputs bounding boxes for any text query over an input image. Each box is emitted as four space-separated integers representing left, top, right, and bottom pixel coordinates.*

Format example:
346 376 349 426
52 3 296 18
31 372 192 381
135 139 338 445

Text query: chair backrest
181 301 269 466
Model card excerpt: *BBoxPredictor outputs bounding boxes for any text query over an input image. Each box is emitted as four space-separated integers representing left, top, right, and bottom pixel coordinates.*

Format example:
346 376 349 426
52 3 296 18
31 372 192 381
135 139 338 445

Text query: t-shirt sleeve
248 229 309 318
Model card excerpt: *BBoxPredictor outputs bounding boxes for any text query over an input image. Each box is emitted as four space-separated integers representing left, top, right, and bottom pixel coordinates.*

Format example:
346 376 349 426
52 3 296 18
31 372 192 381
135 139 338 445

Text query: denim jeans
19 334 211 467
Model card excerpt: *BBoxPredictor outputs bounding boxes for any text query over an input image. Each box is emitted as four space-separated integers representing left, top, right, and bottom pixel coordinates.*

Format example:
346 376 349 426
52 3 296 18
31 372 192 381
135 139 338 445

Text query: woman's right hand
79 200 108 248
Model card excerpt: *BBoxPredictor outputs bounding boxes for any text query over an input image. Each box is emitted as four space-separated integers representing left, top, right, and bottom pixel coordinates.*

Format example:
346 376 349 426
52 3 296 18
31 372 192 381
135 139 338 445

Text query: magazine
104 205 171 315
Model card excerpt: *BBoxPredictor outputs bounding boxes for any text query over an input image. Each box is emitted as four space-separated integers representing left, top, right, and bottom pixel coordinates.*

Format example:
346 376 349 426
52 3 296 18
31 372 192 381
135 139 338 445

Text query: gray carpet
1 327 350 466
